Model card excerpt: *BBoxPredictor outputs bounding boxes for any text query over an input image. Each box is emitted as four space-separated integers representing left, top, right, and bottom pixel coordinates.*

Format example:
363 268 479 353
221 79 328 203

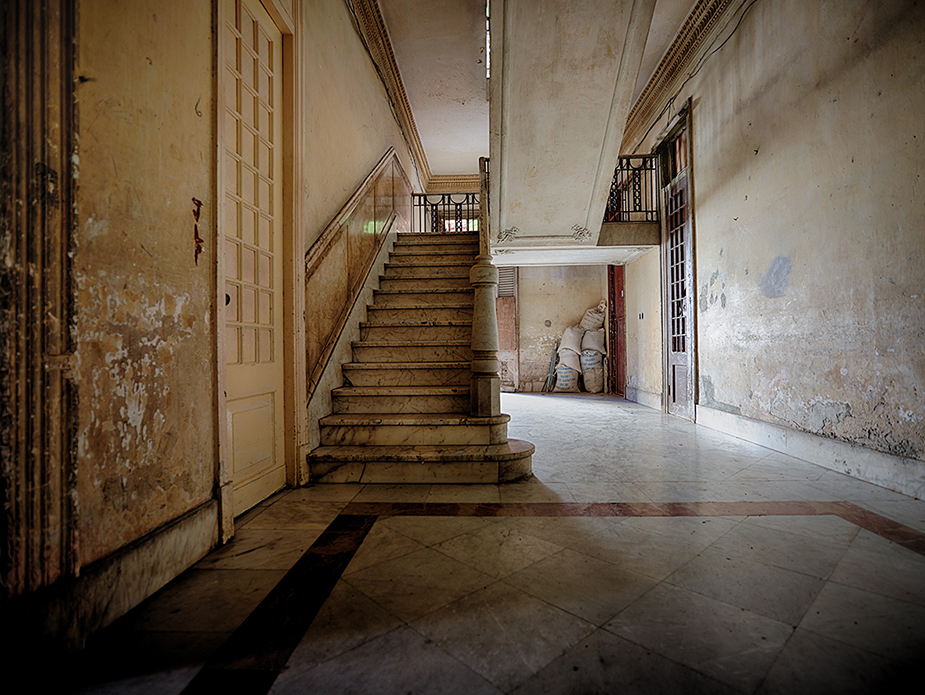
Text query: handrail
304 148 412 397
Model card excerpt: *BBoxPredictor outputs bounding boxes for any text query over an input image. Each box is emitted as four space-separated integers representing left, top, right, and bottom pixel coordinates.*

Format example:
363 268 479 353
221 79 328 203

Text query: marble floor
61 394 925 694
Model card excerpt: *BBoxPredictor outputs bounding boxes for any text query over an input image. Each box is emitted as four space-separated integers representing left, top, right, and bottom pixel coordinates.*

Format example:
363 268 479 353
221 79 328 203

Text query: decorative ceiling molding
426 175 480 194
622 0 732 153
347 0 433 189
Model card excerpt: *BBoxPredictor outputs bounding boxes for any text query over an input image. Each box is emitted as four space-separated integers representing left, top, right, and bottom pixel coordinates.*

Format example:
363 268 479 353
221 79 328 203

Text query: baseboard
625 386 662 411
6 499 219 650
696 405 924 499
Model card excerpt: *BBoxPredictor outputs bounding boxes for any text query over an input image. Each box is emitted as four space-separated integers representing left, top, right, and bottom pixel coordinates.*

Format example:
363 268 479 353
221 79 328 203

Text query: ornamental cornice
622 0 732 153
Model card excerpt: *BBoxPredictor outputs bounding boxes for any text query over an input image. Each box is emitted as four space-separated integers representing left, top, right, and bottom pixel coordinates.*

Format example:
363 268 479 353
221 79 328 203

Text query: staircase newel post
471 157 501 417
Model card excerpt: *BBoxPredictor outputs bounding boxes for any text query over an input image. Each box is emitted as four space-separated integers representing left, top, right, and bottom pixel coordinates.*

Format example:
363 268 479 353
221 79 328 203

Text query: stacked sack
553 301 607 393
553 325 584 392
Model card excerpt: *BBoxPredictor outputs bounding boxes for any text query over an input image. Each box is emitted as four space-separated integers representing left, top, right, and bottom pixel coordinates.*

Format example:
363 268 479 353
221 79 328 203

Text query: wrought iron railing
411 193 481 233
603 155 659 223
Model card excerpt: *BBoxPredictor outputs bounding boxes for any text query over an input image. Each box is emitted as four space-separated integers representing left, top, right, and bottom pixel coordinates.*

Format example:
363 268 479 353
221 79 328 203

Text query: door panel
607 265 626 396
664 171 694 420
224 0 286 513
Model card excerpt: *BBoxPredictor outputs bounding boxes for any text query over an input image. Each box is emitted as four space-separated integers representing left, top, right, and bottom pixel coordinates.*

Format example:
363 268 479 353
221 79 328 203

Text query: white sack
558 325 584 356
558 349 582 373
581 328 606 354
554 365 580 392
583 367 604 393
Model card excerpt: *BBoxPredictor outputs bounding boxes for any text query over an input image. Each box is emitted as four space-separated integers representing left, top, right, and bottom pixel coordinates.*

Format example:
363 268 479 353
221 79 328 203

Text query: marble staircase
307 232 534 483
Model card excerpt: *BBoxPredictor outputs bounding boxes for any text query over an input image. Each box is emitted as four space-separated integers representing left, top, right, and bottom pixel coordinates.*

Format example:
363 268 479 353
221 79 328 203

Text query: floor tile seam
595 616 760 693
793 622 914 665
821 573 925 608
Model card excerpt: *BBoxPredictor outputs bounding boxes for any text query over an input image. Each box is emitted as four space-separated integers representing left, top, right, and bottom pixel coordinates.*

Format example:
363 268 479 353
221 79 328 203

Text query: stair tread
385 260 473 266
333 385 468 395
343 361 470 369
360 320 472 326
308 439 535 462
320 413 510 426
368 303 473 309
374 288 474 294
353 340 470 346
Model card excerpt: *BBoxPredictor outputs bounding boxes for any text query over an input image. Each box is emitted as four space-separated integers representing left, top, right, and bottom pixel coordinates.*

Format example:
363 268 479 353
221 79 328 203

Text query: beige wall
302 0 420 249
516 266 607 391
624 249 662 401
74 1 216 565
630 0 925 461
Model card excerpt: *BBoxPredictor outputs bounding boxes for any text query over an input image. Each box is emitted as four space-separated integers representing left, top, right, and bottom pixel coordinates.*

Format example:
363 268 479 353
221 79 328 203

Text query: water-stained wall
516 266 607 391
73 1 215 566
624 249 662 405
629 0 925 464
302 0 421 249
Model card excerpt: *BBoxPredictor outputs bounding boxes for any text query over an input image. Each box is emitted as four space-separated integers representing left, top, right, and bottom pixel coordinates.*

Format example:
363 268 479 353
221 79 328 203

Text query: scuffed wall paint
636 0 925 463
517 266 607 390
74 1 214 565
624 249 662 398
302 0 421 248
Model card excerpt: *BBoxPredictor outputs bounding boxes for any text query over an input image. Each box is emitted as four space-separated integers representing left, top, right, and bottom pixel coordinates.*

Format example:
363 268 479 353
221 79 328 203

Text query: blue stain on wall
761 256 791 298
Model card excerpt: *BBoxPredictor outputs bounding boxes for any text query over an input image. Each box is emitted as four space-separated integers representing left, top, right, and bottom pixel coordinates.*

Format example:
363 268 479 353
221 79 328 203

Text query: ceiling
378 0 698 265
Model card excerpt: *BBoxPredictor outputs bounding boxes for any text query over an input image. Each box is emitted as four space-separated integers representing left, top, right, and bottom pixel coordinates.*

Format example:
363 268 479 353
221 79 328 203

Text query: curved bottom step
307 438 534 484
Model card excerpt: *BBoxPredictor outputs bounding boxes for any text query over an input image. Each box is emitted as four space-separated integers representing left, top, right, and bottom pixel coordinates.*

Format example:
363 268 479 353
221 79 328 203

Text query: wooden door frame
658 102 696 419
213 0 303 541
607 265 626 397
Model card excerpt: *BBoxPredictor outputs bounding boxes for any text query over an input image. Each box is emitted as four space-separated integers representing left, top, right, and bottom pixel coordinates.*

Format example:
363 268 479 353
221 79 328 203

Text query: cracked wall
637 0 925 464
73 1 215 566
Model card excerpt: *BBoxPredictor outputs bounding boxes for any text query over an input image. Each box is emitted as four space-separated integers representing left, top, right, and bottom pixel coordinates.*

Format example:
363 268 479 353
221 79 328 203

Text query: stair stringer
303 223 399 478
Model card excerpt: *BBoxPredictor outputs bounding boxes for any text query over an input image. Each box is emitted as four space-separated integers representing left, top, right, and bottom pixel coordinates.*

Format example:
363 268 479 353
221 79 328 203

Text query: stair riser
353 345 472 362
373 291 473 306
388 253 475 266
378 276 471 290
367 306 473 322
383 264 470 278
343 366 470 387
393 243 479 255
320 422 507 446
397 233 478 244
309 459 498 484
332 394 469 414
360 324 472 341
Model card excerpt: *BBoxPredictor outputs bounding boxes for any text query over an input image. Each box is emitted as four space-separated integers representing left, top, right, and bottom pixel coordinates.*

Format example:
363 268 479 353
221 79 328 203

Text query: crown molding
622 0 732 153
348 0 433 189
426 174 480 194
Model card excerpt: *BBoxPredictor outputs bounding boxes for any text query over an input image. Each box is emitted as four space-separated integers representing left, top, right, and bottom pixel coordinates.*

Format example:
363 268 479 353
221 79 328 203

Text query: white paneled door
223 0 286 514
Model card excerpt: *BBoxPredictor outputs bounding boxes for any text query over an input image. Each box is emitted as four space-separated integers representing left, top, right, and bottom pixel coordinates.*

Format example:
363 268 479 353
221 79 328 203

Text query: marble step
353 340 472 362
393 241 479 255
388 253 475 266
372 288 474 306
383 262 471 278
396 232 478 244
331 385 470 414
342 361 470 387
359 321 472 341
378 275 471 291
307 439 535 484
366 304 473 322
319 412 510 446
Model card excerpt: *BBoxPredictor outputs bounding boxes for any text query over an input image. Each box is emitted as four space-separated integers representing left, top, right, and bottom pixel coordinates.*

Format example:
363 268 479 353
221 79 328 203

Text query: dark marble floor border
343 500 925 556
181 514 376 695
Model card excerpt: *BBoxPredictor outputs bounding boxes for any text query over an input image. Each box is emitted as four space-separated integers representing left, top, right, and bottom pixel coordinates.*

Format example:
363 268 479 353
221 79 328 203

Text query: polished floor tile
62 394 925 695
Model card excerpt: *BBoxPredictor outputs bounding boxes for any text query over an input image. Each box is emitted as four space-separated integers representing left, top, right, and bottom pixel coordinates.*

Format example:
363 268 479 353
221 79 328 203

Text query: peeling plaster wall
635 0 925 465
74 1 215 566
516 266 607 391
624 249 662 403
302 0 421 248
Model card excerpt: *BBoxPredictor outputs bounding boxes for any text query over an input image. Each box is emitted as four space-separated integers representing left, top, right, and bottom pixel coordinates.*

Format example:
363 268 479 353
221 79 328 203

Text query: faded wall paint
633 0 925 463
74 1 215 566
517 266 607 391
302 0 421 249
624 249 662 402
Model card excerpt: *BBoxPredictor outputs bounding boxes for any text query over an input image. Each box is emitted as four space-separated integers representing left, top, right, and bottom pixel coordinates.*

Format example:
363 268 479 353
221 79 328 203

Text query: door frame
214 0 303 540
607 265 626 397
657 102 697 419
